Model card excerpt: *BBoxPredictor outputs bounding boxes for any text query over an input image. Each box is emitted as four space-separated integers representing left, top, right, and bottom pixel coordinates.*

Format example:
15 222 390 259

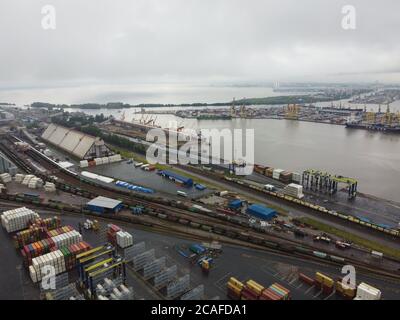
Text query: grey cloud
0 0 399 102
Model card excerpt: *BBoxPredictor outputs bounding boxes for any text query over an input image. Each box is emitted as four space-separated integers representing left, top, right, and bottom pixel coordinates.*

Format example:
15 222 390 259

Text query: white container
80 160 89 168
371 250 383 259
283 183 304 199
51 230 82 248
0 173 12 183
101 157 109 164
1 207 40 233
44 182 56 192
272 169 284 180
292 172 302 184
116 231 133 248
114 154 122 162
30 250 67 283
355 282 381 300
14 174 25 183
22 175 35 185
94 158 103 165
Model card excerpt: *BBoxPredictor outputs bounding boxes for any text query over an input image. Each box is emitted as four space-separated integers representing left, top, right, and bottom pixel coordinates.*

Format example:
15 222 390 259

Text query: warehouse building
41 123 112 160
85 196 123 214
246 204 277 221
158 170 193 187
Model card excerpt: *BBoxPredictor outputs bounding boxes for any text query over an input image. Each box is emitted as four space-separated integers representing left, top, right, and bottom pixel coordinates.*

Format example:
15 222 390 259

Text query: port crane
363 108 376 125
239 98 247 118
120 111 126 121
230 98 237 117
285 104 299 120
144 115 157 126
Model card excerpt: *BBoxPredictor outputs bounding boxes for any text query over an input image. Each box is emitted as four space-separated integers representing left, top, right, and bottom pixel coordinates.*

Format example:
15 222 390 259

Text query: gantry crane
302 169 358 199
230 98 237 117
120 111 126 121
285 104 299 120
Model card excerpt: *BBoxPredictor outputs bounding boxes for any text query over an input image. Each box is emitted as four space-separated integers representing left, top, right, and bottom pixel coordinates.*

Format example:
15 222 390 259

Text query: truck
335 240 351 250
313 234 331 244
177 190 188 197
264 184 275 192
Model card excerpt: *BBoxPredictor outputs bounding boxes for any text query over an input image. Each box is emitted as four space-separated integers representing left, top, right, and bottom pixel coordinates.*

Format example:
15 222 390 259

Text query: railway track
3 135 400 279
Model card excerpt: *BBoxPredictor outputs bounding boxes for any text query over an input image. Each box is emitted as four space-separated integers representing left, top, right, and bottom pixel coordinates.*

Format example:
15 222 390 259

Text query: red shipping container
243 285 261 298
241 287 259 300
322 284 334 295
299 273 314 286
273 283 291 299
227 288 241 300
262 288 282 300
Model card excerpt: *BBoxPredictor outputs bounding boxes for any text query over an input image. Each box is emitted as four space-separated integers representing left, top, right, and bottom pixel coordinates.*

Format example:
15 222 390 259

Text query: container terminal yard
0 108 399 302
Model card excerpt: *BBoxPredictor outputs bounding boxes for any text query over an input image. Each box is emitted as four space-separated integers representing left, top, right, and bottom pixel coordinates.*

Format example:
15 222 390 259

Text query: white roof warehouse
86 196 123 214
41 123 111 160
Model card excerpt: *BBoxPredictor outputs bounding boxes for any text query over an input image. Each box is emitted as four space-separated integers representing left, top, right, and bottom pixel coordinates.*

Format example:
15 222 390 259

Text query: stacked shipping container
298 273 314 286
254 164 302 184
335 279 356 299
29 250 66 283
226 277 291 301
261 283 291 300
241 280 264 300
60 241 92 271
315 272 334 295
21 226 80 266
227 277 244 300
116 231 133 249
1 207 40 233
355 282 381 300
107 224 122 246
14 216 62 249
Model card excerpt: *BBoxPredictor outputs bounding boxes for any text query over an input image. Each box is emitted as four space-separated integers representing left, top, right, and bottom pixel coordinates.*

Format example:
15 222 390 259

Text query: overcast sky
0 0 399 104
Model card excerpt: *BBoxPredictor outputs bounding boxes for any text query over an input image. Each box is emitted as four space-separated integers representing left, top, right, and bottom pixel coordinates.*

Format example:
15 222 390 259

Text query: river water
63 105 400 202
4 84 400 201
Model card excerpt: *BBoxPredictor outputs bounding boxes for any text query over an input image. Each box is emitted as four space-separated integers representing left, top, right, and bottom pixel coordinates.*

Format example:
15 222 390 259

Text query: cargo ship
196 114 232 120
345 122 400 133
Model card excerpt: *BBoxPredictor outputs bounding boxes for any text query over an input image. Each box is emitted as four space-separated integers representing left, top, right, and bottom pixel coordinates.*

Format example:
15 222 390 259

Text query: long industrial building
41 123 112 160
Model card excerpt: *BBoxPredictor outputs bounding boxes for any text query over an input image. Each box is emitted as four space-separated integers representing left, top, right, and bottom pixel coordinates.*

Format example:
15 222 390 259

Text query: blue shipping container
195 183 206 191
229 199 243 209
158 170 193 187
